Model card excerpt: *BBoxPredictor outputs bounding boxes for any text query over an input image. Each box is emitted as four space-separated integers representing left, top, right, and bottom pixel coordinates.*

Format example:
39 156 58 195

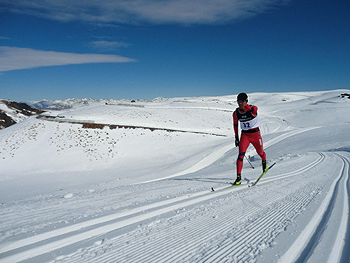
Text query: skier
232 93 267 185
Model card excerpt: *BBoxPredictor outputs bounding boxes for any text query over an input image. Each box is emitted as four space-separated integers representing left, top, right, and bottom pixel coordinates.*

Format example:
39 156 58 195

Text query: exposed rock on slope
0 100 44 129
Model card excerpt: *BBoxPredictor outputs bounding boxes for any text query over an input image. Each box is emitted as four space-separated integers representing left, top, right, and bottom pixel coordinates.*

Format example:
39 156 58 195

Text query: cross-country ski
250 162 276 186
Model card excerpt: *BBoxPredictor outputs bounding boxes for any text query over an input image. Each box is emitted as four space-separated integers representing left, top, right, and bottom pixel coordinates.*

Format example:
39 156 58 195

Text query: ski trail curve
140 142 233 184
327 153 349 263
142 126 320 184
279 152 349 263
63 152 334 263
0 152 327 263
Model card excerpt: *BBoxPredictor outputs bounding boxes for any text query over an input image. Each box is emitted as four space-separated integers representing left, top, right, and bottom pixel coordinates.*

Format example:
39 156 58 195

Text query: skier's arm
233 111 239 136
245 105 258 116
233 111 239 147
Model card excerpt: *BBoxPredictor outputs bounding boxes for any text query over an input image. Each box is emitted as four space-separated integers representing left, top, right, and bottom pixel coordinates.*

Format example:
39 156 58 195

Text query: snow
0 102 28 124
0 89 350 263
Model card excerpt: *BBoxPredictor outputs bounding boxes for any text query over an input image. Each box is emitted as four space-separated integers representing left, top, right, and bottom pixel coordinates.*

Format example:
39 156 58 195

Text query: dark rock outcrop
0 100 44 129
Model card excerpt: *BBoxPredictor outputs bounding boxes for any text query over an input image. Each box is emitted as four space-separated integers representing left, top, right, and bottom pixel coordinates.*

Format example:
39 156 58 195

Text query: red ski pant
236 131 266 175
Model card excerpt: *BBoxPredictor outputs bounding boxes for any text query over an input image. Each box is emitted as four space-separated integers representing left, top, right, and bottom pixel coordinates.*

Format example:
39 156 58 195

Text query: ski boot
232 175 241 186
262 160 267 172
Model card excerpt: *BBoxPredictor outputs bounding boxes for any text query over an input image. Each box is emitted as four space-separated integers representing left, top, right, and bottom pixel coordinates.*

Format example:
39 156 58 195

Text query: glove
235 136 239 147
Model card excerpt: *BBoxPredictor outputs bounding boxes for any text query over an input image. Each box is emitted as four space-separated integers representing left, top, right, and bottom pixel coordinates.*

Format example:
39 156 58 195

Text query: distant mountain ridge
27 97 167 110
28 98 123 110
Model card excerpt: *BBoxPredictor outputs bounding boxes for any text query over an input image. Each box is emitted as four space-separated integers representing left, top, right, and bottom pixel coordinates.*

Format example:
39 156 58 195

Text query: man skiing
232 93 267 185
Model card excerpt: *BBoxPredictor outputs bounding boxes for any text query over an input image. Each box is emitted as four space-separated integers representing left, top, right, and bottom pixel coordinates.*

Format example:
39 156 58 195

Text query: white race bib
240 116 259 130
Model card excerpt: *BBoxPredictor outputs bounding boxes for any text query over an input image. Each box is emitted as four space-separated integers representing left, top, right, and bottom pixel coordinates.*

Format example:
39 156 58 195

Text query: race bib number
240 116 259 130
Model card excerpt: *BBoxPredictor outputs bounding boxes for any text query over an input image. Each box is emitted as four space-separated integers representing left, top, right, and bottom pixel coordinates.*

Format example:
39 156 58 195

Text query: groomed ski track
1 127 349 263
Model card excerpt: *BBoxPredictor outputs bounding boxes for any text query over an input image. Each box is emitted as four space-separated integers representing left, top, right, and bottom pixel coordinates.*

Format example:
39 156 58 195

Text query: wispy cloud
0 0 291 25
0 46 136 72
89 41 132 51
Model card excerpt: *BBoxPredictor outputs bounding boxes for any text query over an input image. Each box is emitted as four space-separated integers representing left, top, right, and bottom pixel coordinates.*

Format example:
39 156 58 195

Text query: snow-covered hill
0 90 350 263
0 100 43 129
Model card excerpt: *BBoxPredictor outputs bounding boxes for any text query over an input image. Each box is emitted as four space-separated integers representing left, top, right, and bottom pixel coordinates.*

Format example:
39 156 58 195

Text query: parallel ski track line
198 181 328 263
0 183 283 262
151 153 332 263
78 179 323 263
330 153 350 263
246 126 320 157
257 152 325 186
279 152 349 263
340 152 350 263
0 152 327 263
1 187 237 253
58 154 331 263
141 126 320 184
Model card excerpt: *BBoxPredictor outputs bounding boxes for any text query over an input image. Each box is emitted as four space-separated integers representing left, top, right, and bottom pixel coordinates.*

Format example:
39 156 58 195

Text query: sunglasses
237 100 246 103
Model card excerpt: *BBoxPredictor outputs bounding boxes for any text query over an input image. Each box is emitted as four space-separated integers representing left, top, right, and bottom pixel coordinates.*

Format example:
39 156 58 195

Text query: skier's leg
236 134 250 175
251 132 266 160
251 132 267 171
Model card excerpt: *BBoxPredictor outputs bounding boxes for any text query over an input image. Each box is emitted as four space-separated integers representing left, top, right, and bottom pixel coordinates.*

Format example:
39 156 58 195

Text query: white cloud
89 41 132 51
0 0 291 25
0 46 136 72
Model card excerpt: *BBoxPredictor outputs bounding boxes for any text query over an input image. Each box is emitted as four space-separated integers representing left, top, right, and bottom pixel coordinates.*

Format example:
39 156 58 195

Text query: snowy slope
0 90 349 263
0 100 43 129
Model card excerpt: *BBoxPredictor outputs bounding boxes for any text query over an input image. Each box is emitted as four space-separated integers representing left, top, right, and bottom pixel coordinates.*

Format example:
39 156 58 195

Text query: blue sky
0 0 349 102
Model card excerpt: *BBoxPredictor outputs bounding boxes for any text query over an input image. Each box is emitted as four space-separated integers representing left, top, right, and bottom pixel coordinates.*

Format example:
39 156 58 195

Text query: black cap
237 93 248 102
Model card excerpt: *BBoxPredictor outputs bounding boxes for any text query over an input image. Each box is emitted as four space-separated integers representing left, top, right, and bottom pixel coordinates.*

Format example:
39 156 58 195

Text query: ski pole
245 155 254 169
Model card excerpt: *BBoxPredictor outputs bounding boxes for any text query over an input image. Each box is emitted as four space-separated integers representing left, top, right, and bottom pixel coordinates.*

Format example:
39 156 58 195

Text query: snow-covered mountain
28 97 167 110
0 99 44 129
0 90 350 263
